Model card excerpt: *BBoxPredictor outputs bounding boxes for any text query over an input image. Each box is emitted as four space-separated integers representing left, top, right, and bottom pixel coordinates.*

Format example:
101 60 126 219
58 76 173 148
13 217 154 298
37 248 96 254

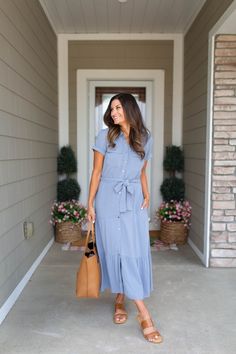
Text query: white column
172 34 184 146
57 35 69 147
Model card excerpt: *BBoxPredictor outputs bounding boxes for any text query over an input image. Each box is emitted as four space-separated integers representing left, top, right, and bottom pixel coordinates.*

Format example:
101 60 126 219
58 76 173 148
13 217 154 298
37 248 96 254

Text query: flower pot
160 221 188 245
55 221 82 243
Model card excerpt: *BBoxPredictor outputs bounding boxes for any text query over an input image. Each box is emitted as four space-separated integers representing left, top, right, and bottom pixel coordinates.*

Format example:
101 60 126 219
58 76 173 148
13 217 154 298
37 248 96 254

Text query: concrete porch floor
0 242 236 354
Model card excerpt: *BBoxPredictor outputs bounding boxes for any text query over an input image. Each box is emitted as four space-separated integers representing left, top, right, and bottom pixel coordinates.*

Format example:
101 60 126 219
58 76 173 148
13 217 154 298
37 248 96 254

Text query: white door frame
76 69 164 229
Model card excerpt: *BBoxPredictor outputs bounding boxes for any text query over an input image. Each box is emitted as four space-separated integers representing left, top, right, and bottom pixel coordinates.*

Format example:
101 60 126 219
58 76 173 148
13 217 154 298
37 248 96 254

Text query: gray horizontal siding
0 0 57 308
0 6 56 91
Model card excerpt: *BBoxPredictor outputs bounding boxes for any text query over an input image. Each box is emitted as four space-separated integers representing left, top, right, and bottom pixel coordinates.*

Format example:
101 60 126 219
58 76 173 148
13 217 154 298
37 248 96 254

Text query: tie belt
100 177 140 212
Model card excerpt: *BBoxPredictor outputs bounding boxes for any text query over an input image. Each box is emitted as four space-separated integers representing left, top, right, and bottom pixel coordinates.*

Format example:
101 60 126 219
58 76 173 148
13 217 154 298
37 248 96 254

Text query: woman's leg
134 299 150 317
116 293 125 303
113 293 127 324
134 299 163 344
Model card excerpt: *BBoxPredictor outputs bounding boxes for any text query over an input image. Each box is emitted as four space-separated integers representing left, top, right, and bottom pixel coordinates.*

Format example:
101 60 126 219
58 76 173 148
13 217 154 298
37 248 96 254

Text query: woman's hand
140 161 150 209
87 206 96 223
141 195 150 209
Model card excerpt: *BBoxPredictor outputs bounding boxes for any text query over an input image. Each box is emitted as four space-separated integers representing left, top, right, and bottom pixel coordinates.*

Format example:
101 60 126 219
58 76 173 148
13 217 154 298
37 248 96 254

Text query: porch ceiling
39 0 206 35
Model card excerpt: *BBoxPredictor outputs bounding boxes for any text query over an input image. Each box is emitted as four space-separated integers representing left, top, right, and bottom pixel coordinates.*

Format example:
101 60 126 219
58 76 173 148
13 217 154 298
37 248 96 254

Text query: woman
87 93 163 344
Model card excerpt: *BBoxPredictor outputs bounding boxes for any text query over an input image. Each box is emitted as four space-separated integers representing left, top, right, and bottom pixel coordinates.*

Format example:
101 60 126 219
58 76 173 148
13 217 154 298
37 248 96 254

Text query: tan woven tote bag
76 222 100 298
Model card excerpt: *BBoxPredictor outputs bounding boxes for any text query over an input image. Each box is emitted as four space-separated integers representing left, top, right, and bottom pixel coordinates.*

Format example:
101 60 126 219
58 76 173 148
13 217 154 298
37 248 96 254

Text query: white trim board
58 36 69 148
58 33 183 41
188 238 205 265
172 35 184 145
0 238 54 325
76 69 164 230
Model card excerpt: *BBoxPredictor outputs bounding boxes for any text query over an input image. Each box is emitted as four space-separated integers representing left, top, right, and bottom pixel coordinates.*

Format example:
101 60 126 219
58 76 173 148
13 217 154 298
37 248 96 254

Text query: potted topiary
52 145 87 243
157 145 192 245
57 145 81 202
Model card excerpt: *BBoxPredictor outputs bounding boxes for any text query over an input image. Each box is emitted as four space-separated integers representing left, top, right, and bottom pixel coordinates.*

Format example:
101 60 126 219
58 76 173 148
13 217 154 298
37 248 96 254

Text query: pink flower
157 200 192 226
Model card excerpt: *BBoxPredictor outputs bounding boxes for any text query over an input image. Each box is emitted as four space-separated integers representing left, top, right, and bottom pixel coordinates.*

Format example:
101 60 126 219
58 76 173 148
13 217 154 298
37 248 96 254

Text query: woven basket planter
160 221 188 245
55 221 82 244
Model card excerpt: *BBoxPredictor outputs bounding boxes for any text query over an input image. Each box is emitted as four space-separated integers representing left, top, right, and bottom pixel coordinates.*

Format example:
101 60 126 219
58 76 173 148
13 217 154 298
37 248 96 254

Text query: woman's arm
140 160 150 209
87 151 104 222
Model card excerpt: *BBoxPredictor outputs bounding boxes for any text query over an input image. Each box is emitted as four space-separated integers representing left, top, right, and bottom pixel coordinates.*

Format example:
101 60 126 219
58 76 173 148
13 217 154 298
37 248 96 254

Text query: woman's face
110 99 126 125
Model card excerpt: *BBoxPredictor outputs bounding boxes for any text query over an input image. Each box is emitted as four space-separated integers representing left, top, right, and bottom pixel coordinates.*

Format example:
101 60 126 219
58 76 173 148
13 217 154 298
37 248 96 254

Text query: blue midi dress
92 128 153 300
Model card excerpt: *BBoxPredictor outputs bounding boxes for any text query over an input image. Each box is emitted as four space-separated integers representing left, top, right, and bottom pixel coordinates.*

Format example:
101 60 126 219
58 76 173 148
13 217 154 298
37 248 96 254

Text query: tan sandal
113 302 128 324
137 313 163 344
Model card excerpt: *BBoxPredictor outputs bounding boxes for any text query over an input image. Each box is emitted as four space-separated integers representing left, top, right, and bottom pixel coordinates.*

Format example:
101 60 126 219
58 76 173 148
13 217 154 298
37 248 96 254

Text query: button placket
117 214 121 230
121 150 128 177
117 144 128 225
117 183 121 226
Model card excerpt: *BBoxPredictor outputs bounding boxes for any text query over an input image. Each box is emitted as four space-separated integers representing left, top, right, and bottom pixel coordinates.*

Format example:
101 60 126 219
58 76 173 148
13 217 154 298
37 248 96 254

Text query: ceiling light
118 0 128 3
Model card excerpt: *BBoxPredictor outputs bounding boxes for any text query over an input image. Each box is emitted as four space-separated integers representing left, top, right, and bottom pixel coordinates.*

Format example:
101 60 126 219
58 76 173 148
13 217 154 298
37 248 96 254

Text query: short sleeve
144 134 153 161
92 129 108 155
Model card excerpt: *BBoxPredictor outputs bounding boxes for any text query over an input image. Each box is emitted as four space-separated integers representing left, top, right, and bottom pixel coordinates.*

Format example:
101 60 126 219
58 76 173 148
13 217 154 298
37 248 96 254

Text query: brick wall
211 34 236 267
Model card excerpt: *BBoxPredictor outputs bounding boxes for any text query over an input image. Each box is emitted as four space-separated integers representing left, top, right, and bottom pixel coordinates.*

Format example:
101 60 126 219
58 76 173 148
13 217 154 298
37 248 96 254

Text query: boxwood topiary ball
57 178 81 202
57 145 77 175
160 177 185 202
163 145 184 173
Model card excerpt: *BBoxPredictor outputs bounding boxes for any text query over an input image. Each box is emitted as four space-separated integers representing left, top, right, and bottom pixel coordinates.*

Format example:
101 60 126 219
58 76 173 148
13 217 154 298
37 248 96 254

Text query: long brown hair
103 93 149 159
